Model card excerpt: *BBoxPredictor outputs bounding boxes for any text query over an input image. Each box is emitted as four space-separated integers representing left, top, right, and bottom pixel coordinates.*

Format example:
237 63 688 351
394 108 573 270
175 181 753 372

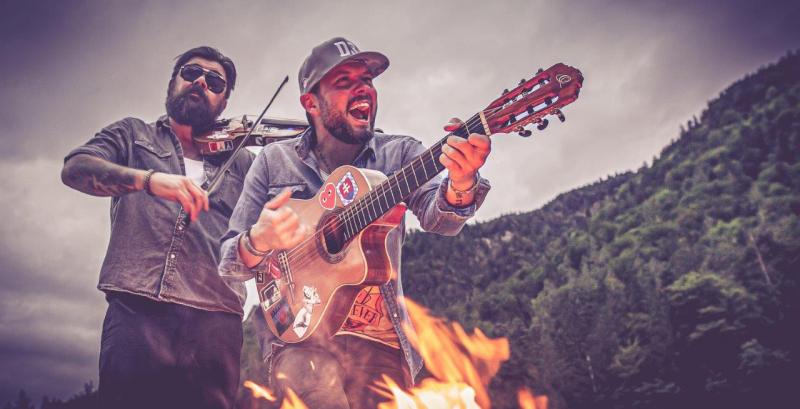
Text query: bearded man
61 46 253 409
219 37 492 409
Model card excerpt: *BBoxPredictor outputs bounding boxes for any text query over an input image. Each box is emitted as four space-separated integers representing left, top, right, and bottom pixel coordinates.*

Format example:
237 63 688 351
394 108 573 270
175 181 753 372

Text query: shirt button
393 313 398 318
170 253 176 259
178 225 184 231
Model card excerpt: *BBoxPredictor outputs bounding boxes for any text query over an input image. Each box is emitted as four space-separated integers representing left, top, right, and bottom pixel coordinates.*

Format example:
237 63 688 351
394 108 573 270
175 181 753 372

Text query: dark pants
270 335 411 409
99 292 243 409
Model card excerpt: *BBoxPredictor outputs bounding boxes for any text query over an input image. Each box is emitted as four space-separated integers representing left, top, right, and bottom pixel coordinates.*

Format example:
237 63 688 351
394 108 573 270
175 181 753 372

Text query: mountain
401 51 800 409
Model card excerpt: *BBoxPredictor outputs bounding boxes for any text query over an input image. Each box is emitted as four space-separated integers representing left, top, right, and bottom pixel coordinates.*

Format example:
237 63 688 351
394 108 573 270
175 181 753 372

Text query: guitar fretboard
335 112 486 241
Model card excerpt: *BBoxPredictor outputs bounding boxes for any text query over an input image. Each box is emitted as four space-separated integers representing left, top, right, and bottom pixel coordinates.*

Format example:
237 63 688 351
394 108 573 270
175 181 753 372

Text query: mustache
179 83 210 104
348 95 372 106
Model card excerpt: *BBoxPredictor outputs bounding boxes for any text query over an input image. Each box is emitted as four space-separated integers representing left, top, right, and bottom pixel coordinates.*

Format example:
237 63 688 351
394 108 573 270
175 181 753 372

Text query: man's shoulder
372 132 423 149
97 117 160 139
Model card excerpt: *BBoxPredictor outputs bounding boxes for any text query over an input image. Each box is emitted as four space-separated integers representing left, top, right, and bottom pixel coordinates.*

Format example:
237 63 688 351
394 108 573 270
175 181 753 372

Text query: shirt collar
294 126 377 163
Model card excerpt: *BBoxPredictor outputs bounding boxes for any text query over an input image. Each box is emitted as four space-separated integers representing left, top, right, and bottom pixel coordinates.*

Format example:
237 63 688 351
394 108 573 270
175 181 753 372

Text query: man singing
219 37 492 408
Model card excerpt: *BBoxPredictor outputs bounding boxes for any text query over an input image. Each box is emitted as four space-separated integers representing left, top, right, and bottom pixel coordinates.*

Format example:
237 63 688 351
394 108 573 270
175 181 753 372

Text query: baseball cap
298 37 390 94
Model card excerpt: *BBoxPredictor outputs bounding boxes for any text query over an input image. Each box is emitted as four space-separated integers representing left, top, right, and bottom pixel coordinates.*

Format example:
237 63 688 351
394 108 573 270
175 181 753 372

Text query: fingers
443 117 465 132
266 188 292 210
175 190 197 222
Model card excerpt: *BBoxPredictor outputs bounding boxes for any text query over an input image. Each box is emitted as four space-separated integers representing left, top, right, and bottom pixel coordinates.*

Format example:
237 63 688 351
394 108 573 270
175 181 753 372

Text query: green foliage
399 51 800 409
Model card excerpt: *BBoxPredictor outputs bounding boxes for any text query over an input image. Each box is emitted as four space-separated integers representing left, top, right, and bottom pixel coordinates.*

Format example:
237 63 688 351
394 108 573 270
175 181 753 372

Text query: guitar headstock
482 63 583 137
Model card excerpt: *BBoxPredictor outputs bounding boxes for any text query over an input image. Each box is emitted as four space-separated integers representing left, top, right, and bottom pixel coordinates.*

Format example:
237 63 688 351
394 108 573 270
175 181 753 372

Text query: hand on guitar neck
239 189 313 268
440 118 492 207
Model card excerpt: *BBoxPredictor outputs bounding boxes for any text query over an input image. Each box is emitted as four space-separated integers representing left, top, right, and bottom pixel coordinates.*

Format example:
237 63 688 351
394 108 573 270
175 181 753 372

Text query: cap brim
305 51 390 94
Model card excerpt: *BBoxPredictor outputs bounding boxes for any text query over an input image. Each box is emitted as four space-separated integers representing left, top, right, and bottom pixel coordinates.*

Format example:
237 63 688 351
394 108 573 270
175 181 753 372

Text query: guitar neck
336 112 487 242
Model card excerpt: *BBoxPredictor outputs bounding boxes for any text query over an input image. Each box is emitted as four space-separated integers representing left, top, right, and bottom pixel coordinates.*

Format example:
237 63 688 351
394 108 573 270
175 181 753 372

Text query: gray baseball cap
298 37 390 94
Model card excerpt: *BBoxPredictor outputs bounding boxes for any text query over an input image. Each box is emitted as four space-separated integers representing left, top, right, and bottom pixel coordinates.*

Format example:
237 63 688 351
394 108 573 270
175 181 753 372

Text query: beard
318 96 375 145
165 83 223 136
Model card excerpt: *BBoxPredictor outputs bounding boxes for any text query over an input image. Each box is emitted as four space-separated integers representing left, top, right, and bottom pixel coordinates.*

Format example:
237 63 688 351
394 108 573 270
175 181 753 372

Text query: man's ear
300 93 317 115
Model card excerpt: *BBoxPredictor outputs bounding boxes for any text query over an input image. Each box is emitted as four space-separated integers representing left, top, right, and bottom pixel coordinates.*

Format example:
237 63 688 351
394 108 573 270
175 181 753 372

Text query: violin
195 115 308 156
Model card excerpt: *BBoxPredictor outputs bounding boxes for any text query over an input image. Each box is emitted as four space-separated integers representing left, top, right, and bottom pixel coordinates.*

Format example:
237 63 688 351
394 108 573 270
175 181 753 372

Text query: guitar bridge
277 251 295 303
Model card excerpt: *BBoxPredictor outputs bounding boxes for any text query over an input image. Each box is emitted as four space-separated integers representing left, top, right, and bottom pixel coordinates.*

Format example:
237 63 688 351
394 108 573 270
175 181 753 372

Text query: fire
245 298 547 409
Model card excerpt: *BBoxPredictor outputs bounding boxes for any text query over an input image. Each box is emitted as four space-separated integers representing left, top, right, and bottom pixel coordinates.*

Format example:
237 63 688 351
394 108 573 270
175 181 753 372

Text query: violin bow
180 75 289 226
206 75 289 195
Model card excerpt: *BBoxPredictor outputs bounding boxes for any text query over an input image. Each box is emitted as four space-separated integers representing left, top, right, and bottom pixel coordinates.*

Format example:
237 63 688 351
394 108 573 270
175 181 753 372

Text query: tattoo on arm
62 155 142 197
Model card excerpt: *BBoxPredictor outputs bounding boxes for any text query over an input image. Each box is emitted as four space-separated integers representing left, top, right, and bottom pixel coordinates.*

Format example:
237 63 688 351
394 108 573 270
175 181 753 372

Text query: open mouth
347 100 371 123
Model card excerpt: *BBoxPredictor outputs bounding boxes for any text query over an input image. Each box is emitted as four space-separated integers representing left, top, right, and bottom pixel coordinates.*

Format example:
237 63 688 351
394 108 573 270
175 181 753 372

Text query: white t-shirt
184 158 206 187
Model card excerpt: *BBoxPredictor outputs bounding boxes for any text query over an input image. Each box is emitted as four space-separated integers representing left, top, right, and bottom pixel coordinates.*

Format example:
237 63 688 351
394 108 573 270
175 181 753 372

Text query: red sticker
319 183 336 210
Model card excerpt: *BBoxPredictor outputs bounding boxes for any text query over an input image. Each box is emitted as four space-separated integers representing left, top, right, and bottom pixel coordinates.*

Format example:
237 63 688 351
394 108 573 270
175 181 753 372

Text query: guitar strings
279 110 495 270
281 109 498 270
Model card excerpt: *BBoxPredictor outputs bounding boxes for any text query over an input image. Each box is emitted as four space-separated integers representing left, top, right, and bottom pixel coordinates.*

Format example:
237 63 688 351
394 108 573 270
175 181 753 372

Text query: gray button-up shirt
218 128 490 378
65 116 254 315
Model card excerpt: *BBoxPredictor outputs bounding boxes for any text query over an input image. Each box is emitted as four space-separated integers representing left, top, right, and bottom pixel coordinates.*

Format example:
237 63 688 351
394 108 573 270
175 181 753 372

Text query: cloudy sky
1 0 798 403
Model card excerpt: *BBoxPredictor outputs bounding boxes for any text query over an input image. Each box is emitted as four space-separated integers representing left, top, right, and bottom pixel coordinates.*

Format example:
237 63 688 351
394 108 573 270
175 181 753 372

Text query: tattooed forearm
62 154 143 197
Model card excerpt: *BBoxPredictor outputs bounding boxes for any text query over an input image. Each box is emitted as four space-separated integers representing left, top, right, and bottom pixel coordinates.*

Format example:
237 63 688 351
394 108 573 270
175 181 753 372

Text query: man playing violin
61 46 252 409
219 37 492 409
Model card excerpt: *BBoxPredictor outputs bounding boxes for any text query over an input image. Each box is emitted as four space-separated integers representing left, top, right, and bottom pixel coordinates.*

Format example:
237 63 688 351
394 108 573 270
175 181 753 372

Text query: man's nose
192 75 209 91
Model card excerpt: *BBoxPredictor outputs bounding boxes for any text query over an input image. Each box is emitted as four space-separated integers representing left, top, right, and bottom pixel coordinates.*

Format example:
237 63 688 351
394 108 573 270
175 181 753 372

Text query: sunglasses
179 64 227 94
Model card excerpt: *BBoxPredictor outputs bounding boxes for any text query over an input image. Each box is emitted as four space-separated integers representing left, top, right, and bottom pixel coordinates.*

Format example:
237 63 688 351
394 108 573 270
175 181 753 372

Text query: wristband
142 169 156 196
242 227 272 257
449 173 480 195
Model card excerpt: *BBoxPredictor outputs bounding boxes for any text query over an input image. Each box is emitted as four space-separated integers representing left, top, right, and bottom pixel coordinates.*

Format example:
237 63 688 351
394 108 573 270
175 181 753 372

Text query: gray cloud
1 0 798 403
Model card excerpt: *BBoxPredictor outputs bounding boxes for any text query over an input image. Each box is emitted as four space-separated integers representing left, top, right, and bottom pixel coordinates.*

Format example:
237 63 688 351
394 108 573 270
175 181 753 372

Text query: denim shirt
218 128 491 378
65 116 254 315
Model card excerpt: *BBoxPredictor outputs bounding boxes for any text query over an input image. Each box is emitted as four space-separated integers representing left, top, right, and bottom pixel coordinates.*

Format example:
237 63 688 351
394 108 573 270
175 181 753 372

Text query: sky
0 0 798 404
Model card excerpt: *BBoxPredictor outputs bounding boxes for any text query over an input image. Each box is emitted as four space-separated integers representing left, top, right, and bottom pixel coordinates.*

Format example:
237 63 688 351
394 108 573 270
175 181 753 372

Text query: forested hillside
402 51 800 409
10 52 798 409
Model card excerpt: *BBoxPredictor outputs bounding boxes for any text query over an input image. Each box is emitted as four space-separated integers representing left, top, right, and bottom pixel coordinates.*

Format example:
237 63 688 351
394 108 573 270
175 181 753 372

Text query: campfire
245 299 547 408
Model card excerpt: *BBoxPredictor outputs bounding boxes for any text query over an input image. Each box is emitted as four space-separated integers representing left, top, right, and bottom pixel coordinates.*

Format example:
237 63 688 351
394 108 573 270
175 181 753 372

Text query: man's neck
168 117 203 160
314 128 364 172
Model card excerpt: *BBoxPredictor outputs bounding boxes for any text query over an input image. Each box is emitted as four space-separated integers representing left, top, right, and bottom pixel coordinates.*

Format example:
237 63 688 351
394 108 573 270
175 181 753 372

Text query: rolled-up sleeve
218 150 272 281
64 118 131 164
403 139 491 236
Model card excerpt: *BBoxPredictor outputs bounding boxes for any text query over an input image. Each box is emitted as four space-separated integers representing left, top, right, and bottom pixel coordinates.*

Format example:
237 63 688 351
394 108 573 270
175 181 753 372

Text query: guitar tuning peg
544 97 553 106
518 78 526 86
536 118 549 130
502 88 509 95
518 129 532 137
537 68 543 74
527 105 535 115
508 113 517 124
554 109 566 122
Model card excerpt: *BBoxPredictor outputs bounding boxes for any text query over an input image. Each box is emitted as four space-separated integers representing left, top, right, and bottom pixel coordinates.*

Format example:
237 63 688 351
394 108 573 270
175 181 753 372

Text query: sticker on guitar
336 172 358 206
292 285 322 337
319 182 336 210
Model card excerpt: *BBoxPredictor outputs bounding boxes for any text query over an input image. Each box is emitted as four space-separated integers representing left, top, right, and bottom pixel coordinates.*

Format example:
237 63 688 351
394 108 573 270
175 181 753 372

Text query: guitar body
256 165 406 343
255 62 584 343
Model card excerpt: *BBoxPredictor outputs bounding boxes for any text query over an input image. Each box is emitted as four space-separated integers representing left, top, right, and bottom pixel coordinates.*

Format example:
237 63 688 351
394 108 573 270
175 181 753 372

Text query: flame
395 299 510 408
243 380 277 402
246 298 547 409
518 388 548 409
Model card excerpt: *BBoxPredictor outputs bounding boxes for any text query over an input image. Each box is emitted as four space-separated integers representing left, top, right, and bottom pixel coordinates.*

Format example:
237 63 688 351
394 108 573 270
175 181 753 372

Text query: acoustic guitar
256 63 584 343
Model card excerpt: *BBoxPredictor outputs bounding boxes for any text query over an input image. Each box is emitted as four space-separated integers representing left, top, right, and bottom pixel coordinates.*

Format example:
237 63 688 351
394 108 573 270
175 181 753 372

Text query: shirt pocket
267 182 310 201
132 139 173 171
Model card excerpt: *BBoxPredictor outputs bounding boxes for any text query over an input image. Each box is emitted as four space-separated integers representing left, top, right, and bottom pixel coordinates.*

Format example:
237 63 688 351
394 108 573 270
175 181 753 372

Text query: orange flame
243 380 277 402
246 298 547 409
398 299 509 408
518 388 549 409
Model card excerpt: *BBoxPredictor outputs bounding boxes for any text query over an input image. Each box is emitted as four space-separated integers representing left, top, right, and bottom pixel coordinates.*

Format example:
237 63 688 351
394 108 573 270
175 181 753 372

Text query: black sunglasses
179 64 227 94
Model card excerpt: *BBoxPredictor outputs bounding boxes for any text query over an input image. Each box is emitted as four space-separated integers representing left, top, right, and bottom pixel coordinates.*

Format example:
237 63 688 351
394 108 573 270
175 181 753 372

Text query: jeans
270 335 411 409
99 292 243 409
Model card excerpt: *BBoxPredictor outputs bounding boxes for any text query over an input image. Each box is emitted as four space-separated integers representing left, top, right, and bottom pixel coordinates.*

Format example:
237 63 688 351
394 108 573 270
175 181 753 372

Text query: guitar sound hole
318 210 347 257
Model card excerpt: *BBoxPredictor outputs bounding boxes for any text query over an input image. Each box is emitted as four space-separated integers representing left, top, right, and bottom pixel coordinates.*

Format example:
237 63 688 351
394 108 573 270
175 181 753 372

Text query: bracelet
449 174 480 195
142 169 156 196
242 227 272 257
